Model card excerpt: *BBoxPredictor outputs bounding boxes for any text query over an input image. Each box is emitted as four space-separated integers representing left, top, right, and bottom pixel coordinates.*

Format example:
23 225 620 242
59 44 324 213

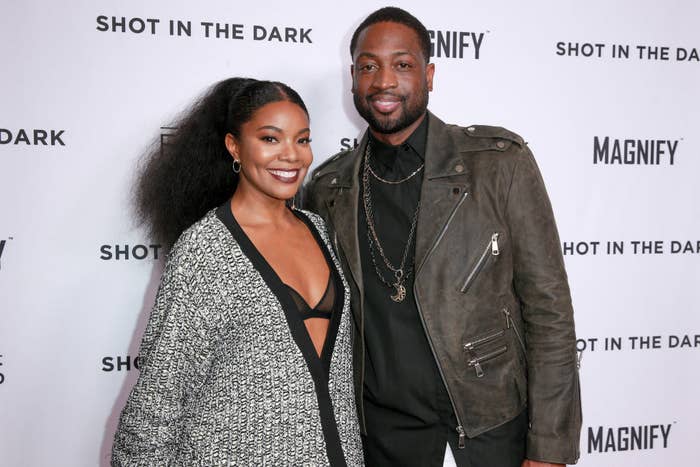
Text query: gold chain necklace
367 157 424 184
362 141 421 302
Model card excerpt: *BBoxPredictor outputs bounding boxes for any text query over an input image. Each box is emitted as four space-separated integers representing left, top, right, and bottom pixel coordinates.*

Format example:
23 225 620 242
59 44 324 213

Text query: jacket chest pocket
459 232 500 293
463 328 508 378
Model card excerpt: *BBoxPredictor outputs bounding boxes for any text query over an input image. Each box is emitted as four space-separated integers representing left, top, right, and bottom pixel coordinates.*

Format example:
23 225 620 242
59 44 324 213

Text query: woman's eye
298 137 312 144
261 136 277 143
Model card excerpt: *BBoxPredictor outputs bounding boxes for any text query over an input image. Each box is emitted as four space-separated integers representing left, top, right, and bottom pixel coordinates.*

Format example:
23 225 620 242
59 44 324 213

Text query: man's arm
505 145 582 464
301 168 332 222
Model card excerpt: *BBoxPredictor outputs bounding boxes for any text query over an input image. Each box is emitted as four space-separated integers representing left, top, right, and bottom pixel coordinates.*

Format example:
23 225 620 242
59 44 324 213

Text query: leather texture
304 112 581 465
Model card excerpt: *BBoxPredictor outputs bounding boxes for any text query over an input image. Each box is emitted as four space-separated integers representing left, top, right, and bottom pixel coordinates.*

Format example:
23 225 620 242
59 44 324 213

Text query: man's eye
360 64 377 72
397 62 412 69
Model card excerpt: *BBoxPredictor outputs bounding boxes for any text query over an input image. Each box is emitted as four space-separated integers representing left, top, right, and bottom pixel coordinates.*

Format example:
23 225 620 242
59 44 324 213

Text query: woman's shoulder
296 209 334 250
157 208 238 298
168 209 229 261
295 209 326 231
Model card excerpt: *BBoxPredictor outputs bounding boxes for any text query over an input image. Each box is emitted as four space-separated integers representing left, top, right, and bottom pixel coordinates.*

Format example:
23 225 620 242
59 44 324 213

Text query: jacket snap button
455 164 464 173
452 187 460 195
467 126 475 132
496 141 506 149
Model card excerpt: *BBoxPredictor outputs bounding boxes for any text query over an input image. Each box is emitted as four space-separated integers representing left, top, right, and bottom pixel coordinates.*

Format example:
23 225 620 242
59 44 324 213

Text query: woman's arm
111 245 212 466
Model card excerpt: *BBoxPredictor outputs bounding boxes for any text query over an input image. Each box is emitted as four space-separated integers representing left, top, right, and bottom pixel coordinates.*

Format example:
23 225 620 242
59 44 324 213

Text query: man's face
351 21 434 141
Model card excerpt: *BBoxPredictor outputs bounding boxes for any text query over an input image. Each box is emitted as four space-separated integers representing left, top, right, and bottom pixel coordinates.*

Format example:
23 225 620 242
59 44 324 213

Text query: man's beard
353 85 429 135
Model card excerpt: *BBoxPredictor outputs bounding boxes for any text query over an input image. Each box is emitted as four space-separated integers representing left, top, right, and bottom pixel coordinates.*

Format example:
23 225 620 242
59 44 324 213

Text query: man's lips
267 168 300 183
369 94 403 114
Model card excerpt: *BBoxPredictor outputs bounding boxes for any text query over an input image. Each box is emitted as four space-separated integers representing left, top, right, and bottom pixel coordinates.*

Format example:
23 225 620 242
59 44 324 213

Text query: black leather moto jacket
304 112 581 464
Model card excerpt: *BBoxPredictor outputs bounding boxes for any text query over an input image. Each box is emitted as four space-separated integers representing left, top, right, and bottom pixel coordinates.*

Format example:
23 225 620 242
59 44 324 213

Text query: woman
112 78 363 466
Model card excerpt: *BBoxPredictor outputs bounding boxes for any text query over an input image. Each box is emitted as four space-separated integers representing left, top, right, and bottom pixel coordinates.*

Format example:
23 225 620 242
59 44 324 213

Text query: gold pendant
390 283 406 302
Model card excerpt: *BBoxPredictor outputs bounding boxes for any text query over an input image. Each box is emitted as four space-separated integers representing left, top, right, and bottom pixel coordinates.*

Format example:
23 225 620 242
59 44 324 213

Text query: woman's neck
230 185 294 229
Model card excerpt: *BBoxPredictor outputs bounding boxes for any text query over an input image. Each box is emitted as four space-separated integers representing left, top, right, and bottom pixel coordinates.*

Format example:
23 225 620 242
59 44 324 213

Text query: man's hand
522 460 565 467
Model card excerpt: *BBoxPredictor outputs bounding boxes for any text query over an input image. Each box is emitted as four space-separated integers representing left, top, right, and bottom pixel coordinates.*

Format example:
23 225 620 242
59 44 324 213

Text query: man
305 7 581 467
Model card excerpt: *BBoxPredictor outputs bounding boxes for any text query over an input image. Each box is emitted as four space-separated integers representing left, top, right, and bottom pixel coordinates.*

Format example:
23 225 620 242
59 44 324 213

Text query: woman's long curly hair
134 77 309 248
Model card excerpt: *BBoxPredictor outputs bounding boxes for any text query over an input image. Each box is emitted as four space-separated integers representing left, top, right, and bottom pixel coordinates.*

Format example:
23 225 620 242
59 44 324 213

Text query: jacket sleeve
504 145 582 464
301 173 322 215
111 245 212 466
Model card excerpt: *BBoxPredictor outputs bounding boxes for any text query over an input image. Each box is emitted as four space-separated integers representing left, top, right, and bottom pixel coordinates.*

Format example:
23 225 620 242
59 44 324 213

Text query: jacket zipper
414 191 469 448
464 328 507 378
502 308 527 357
459 233 500 293
463 329 505 351
466 345 508 378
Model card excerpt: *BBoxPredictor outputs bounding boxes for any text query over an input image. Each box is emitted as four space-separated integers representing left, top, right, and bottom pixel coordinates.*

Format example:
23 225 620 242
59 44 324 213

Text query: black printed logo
100 244 162 261
0 128 65 146
588 423 673 453
0 237 12 270
102 355 141 372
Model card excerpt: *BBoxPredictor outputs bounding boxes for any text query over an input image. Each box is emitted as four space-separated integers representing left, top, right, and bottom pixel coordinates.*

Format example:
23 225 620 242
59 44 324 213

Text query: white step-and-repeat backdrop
1 1 698 465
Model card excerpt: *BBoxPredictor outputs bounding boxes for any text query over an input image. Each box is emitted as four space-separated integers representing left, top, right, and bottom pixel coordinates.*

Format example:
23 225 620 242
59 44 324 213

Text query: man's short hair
350 6 431 64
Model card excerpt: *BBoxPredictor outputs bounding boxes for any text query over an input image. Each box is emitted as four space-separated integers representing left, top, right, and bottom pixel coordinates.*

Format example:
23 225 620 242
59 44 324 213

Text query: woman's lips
267 168 300 183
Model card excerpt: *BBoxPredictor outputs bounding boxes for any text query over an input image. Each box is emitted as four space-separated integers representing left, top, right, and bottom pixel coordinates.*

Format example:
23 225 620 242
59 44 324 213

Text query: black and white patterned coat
112 207 363 466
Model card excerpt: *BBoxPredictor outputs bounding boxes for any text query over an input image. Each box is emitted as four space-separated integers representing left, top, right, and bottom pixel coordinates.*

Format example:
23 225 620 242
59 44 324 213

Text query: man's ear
426 63 435 92
350 64 356 93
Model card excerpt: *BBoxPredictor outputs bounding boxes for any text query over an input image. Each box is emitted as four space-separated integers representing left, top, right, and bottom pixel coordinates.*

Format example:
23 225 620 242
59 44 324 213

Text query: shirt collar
368 113 428 170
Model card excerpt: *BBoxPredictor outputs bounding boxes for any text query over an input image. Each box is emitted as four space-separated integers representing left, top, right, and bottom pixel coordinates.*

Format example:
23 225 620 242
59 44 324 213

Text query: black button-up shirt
358 116 456 466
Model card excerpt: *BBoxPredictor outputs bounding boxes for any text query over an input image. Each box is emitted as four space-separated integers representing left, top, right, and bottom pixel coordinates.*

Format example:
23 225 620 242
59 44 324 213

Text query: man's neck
369 112 427 146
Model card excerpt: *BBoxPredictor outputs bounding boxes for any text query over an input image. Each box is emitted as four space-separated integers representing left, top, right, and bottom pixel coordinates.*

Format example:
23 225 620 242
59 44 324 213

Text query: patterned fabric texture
112 209 363 466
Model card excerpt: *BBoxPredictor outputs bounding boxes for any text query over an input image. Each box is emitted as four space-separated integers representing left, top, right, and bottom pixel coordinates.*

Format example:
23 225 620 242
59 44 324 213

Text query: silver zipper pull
502 308 511 328
472 361 484 378
457 425 466 449
491 233 500 256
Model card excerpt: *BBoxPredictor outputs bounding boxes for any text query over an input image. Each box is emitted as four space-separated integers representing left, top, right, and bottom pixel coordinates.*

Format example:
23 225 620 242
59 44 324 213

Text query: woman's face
226 100 312 203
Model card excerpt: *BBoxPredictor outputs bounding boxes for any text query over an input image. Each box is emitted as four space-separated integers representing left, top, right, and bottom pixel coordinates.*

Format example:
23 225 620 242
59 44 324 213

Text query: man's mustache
367 92 406 102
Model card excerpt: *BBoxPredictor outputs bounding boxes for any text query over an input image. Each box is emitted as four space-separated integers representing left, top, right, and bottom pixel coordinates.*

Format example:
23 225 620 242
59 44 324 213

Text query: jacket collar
328 111 466 184
424 112 470 180
321 111 469 288
414 112 470 270
320 133 365 294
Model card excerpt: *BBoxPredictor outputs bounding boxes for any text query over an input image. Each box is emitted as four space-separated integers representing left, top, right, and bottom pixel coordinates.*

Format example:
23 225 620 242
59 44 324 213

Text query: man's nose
372 66 398 90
